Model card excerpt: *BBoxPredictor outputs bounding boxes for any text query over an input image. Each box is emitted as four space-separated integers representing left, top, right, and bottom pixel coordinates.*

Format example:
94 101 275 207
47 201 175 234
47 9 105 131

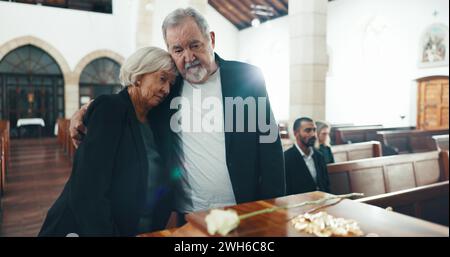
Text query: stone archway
0 36 75 132
73 50 125 84
69 50 124 115
0 36 73 118
0 36 71 78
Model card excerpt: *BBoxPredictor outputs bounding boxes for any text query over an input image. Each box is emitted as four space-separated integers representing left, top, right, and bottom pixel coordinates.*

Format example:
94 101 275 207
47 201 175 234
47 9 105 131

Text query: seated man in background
284 117 330 195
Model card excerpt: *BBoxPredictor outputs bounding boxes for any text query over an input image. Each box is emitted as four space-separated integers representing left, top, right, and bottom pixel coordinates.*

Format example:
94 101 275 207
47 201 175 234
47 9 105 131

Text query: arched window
0 45 64 138
79 58 121 106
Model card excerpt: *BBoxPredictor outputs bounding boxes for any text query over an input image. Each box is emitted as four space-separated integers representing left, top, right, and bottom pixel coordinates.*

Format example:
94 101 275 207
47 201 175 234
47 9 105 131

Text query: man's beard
184 59 208 84
185 65 208 84
303 137 316 147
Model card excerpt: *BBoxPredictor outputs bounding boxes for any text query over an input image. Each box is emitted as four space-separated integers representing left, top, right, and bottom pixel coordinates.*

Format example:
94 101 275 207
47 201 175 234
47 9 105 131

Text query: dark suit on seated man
285 117 330 195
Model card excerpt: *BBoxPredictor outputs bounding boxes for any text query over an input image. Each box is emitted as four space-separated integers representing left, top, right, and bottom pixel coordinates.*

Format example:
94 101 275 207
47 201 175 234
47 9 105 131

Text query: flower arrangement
205 193 364 236
291 211 364 237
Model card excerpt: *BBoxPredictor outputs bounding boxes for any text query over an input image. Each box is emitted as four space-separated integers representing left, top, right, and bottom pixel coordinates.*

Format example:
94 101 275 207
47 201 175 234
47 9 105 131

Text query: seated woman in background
315 121 335 164
39 47 177 236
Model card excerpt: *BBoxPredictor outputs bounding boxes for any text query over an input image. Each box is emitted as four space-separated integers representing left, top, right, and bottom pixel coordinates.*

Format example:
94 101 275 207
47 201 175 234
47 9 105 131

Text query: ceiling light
251 18 261 28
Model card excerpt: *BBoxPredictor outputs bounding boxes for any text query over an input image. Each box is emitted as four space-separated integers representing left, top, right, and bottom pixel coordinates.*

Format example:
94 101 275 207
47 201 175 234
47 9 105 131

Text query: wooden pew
358 181 449 226
376 129 448 155
56 118 64 146
0 121 10 173
0 120 9 225
56 119 76 161
0 138 4 196
63 120 70 153
65 119 76 160
433 135 449 151
331 124 381 145
331 141 382 162
334 126 414 145
0 120 10 196
0 140 3 219
327 151 449 197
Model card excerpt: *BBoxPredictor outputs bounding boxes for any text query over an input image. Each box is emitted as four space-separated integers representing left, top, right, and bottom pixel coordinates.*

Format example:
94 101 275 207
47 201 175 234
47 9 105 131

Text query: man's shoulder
313 149 327 166
313 148 325 158
221 59 261 74
284 146 299 159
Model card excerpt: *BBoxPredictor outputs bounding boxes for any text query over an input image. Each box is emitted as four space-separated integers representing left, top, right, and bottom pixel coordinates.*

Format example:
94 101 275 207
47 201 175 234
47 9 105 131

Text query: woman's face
318 127 330 145
138 70 176 108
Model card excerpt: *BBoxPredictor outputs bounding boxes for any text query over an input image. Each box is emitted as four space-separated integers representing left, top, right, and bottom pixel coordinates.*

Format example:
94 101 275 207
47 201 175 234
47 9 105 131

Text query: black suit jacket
284 146 330 195
165 54 286 205
39 90 173 236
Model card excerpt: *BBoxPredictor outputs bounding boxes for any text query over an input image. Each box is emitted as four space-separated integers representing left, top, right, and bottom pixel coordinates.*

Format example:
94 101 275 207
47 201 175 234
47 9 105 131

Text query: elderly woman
315 121 335 164
39 47 177 236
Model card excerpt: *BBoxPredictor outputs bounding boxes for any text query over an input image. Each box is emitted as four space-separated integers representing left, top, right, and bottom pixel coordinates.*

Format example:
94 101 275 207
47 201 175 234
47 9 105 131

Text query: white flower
205 209 240 236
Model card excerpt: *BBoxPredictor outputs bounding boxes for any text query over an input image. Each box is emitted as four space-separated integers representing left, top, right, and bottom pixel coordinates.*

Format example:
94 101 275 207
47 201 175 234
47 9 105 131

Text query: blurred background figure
315 120 335 164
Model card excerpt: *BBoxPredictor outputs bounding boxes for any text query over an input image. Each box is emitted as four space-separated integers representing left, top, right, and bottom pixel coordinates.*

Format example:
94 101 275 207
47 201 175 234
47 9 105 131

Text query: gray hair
162 7 210 45
119 46 176 87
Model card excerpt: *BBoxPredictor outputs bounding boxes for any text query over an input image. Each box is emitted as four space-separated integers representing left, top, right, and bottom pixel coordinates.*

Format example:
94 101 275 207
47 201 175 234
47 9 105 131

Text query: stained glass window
79 57 121 106
0 45 62 75
80 58 120 85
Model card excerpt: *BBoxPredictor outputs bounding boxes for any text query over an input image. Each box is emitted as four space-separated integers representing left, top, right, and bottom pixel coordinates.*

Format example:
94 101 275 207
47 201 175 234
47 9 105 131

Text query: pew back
332 141 382 162
433 135 449 151
376 129 448 154
0 120 10 196
334 126 414 145
56 119 76 160
0 139 4 196
327 151 449 197
358 181 449 226
330 124 382 145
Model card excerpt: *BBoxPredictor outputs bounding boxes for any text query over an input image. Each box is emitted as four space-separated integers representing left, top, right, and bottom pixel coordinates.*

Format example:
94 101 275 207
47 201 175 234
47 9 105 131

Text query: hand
70 100 92 148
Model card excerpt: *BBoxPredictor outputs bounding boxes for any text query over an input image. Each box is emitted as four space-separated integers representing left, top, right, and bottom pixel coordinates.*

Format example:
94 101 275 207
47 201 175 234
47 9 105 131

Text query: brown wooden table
140 191 449 237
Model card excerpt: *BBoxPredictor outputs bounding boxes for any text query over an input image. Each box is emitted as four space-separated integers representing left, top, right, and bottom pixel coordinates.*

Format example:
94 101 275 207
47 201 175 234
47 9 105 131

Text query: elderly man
70 8 285 221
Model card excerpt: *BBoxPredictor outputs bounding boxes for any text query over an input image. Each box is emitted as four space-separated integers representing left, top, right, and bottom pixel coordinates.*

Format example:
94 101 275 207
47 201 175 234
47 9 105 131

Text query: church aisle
0 138 72 237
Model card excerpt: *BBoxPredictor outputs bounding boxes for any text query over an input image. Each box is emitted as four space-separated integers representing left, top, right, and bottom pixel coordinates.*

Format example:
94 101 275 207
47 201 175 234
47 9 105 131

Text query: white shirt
175 69 236 213
294 143 318 184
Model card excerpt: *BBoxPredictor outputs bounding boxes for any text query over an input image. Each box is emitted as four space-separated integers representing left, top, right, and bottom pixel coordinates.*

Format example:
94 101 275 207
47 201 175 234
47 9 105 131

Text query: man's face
295 121 317 148
165 18 216 84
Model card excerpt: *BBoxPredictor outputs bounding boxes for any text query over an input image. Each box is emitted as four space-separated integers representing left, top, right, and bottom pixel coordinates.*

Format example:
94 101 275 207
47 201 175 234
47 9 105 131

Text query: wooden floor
0 138 72 237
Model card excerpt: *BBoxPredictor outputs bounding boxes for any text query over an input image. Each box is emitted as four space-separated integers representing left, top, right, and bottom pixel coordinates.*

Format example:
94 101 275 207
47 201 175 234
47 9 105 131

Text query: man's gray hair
119 47 176 87
162 7 210 44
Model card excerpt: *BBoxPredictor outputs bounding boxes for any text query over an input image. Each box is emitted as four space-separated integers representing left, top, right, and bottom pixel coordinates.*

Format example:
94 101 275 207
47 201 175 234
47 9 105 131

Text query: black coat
166 54 286 204
39 90 174 236
284 146 330 195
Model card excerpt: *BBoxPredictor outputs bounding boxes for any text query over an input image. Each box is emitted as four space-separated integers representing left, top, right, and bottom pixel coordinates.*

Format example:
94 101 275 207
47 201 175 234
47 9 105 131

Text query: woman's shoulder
84 93 130 124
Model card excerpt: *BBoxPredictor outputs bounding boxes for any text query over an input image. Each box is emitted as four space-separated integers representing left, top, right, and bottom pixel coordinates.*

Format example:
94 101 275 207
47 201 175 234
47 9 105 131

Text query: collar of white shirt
294 142 314 159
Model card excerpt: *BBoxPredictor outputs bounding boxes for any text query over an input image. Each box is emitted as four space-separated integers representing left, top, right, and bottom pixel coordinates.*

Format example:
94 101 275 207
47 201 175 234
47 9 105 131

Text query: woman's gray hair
119 46 176 87
162 7 210 44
